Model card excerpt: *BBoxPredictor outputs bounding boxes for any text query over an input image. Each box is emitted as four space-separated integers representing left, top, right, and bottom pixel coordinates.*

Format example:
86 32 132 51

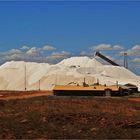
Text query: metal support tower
124 53 128 69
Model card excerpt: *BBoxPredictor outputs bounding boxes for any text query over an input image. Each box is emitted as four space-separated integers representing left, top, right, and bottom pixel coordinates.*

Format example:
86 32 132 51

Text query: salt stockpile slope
58 57 140 87
58 56 102 67
28 57 100 89
0 57 140 91
0 61 50 90
93 65 140 86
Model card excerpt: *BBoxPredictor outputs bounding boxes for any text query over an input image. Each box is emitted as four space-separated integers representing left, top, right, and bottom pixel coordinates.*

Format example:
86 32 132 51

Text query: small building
53 85 129 96
124 83 138 93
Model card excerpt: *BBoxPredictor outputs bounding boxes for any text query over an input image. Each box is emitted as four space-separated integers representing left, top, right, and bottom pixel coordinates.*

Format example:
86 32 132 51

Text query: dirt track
0 91 140 104
0 90 53 100
128 97 140 102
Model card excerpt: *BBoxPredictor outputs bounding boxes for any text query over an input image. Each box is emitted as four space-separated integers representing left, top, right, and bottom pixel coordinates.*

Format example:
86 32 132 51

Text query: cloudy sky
0 1 140 74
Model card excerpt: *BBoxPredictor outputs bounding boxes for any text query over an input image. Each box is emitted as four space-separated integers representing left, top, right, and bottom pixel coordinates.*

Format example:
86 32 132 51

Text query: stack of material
0 56 139 91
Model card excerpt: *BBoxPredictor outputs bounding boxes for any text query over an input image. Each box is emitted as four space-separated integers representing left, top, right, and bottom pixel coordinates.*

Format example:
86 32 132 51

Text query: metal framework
95 51 120 66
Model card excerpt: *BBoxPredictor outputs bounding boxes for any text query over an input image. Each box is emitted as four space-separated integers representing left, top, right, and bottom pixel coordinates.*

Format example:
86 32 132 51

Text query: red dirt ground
0 90 140 103
128 98 140 102
0 90 53 100
0 93 140 139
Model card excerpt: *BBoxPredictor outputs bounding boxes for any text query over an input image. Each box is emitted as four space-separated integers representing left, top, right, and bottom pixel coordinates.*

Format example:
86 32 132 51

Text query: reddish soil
0 90 53 100
0 95 139 139
128 98 140 102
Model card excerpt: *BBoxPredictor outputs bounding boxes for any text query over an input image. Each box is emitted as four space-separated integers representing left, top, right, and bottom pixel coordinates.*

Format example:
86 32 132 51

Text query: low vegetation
128 92 140 97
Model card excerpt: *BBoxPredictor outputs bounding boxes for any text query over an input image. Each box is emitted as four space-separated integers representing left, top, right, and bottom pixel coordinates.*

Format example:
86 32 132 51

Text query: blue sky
0 1 140 73
0 1 140 51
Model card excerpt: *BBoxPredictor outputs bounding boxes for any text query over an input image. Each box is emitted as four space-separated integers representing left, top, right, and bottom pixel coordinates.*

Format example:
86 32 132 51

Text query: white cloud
92 44 112 50
8 54 22 60
120 50 128 55
121 45 140 56
2 53 24 61
51 51 71 58
61 51 71 55
0 44 57 63
113 45 124 50
0 48 24 62
120 50 138 56
43 51 71 63
131 58 140 62
26 47 41 56
42 45 56 51
20 45 30 50
23 45 56 57
131 45 140 50
91 44 124 51
127 49 138 56
8 49 22 54
3 43 140 66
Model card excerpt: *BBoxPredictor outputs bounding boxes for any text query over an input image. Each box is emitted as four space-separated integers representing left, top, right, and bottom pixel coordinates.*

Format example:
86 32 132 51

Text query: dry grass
0 96 140 139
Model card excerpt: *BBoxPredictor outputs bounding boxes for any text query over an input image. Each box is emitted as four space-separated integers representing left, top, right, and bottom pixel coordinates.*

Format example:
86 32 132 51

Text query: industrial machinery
95 51 120 66
95 51 129 68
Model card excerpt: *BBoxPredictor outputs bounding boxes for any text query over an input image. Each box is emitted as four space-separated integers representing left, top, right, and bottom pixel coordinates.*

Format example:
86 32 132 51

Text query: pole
126 53 128 69
124 53 125 68
25 64 27 91
97 78 99 85
124 53 128 69
39 80 40 91
116 81 118 87
84 77 85 83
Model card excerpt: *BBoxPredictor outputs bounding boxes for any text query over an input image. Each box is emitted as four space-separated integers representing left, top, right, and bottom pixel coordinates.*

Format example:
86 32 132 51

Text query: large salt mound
0 57 140 91
58 56 102 67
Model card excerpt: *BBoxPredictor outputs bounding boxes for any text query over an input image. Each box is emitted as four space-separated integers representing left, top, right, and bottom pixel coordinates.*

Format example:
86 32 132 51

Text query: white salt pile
0 56 140 91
